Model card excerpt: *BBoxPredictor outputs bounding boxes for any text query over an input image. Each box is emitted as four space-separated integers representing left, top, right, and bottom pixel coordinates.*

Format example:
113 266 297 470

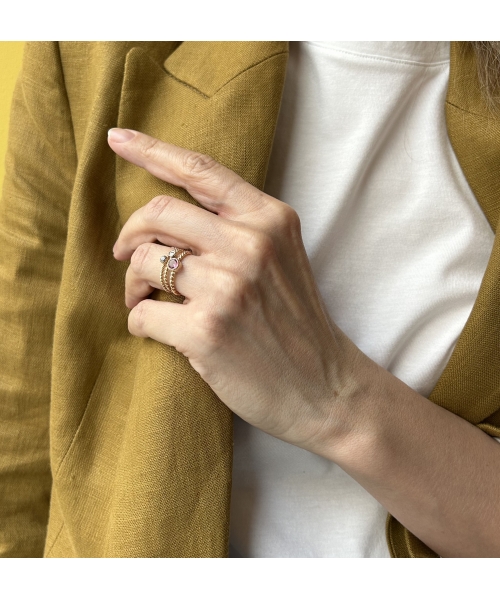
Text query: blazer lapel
115 42 289 223
111 42 288 557
430 42 500 431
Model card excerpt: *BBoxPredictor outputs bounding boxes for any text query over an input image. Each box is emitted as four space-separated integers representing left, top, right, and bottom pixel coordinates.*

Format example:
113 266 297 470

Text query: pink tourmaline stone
168 258 179 269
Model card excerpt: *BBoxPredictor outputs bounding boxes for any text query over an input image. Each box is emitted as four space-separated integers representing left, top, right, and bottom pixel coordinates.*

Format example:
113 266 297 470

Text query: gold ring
160 247 192 296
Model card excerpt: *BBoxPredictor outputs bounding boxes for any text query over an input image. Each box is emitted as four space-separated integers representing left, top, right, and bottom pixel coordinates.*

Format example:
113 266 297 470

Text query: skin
109 127 500 558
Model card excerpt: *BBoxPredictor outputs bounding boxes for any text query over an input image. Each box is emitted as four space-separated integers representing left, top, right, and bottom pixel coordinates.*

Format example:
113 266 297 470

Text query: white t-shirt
229 42 495 557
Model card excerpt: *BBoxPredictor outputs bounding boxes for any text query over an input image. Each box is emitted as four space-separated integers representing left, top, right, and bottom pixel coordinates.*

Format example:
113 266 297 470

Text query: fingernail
108 128 136 143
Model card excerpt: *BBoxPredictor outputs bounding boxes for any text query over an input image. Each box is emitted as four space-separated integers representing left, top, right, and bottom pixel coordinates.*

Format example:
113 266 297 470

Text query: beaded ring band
160 247 193 296
160 247 179 294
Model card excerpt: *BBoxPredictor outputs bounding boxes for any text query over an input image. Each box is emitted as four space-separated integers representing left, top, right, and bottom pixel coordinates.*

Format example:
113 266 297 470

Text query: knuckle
215 270 255 317
140 137 161 159
273 202 301 235
144 195 172 222
129 299 151 334
242 229 275 265
224 271 251 303
193 306 228 350
282 204 302 231
182 152 218 179
130 243 154 275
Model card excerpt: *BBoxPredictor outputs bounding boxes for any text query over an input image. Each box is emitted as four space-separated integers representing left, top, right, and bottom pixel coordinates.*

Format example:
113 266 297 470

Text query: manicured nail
108 128 135 143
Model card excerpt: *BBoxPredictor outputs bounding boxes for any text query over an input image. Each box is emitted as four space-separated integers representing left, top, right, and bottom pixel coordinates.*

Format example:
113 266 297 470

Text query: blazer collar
115 41 288 225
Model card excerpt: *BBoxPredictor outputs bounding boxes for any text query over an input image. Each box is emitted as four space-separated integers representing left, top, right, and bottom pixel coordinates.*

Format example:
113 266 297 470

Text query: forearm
321 348 500 558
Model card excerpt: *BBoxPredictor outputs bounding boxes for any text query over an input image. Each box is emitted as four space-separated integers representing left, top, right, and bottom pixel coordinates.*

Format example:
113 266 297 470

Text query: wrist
311 340 406 470
302 326 382 461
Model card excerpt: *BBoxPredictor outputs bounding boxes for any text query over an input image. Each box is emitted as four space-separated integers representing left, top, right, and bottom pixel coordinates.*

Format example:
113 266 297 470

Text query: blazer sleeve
0 42 77 557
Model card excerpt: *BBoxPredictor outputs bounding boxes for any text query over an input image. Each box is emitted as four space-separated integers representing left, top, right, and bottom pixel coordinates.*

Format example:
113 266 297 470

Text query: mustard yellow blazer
0 42 499 558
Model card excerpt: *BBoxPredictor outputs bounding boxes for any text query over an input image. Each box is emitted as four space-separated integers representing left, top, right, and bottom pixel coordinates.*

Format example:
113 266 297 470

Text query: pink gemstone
168 258 179 269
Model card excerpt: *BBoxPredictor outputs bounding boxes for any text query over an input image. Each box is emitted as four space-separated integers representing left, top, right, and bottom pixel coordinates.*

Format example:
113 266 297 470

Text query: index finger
107 128 268 218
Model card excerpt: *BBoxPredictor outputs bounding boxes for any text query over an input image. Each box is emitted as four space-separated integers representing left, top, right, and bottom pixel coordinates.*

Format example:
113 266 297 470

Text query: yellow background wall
0 42 25 189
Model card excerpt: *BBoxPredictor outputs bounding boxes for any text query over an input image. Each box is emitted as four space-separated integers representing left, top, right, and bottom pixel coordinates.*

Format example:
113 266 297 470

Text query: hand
109 128 378 456
111 127 500 558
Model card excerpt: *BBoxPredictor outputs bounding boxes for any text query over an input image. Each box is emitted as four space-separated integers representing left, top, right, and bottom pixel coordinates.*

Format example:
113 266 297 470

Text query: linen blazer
0 42 499 558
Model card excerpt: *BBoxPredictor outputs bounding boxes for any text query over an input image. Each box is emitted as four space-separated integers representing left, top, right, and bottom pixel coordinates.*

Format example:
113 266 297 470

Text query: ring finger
125 242 200 308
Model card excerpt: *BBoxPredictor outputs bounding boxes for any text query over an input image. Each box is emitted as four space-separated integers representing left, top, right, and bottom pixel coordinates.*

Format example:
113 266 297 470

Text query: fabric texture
0 41 498 558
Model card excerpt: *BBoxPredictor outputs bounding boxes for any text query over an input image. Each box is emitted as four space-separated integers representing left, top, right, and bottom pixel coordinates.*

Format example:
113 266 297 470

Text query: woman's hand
109 127 377 456
109 127 500 557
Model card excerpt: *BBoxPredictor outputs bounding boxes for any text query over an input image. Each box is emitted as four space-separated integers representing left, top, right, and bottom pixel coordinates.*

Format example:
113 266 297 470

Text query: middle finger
113 194 230 261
